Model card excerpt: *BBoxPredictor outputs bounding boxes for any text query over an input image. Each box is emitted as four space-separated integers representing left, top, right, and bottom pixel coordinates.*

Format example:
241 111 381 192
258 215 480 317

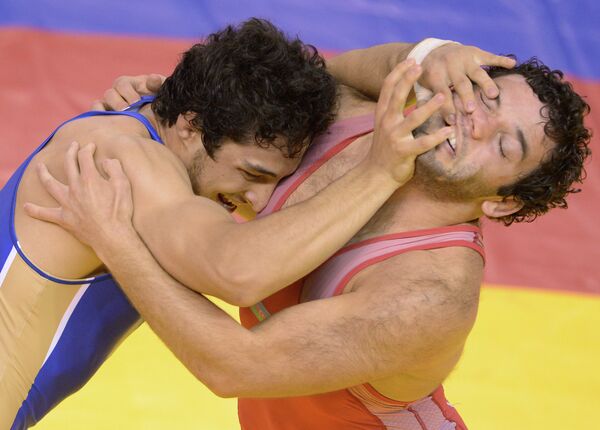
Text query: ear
481 196 524 219
175 112 200 146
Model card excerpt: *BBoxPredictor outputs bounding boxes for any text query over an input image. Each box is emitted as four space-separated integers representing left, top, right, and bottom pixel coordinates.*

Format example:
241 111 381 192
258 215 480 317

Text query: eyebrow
244 161 277 178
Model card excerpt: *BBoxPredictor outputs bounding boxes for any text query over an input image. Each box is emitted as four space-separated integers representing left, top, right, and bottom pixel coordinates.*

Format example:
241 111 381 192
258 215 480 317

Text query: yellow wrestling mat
36 287 600 429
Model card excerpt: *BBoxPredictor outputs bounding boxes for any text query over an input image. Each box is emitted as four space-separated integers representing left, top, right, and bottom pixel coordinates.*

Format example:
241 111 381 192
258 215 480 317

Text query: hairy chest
281 134 372 209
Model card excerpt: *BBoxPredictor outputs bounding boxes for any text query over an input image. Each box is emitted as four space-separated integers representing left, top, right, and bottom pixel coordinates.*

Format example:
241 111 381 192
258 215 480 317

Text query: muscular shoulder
349 245 483 345
103 133 187 182
53 114 192 208
81 124 192 202
352 245 483 291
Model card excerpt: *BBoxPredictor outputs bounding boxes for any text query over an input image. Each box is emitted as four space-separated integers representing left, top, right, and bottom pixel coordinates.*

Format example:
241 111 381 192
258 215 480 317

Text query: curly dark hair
152 18 338 158
486 57 592 225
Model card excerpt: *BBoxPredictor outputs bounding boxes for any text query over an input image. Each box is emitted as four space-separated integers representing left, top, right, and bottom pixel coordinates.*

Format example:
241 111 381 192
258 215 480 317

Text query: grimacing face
414 74 554 202
188 138 302 214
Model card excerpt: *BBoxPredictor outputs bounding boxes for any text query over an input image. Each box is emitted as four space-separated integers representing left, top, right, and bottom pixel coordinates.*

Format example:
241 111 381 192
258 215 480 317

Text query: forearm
97 229 359 398
200 160 399 305
130 144 398 305
95 226 255 397
96 230 381 398
97 228 343 398
93 224 469 400
327 42 415 100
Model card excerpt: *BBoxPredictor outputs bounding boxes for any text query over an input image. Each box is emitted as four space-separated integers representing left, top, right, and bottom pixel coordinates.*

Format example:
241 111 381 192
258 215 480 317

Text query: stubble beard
187 151 206 196
412 118 493 203
413 154 484 202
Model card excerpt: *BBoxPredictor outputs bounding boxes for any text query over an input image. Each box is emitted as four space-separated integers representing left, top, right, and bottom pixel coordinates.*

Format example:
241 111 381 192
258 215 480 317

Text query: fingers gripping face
370 60 453 186
420 44 516 123
447 48 515 113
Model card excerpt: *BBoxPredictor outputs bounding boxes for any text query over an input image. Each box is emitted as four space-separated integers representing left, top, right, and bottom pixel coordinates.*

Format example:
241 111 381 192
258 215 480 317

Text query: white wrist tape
407 38 461 102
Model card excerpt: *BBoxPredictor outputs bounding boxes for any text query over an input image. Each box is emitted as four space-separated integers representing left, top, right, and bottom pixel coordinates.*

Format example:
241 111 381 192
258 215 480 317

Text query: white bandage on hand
407 38 461 103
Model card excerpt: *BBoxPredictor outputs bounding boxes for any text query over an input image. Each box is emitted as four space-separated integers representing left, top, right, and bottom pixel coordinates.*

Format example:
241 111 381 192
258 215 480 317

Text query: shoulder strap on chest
258 114 375 216
302 225 484 302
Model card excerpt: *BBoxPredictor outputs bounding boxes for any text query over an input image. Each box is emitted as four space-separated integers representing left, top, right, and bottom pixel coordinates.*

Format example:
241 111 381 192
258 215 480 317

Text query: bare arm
327 40 516 123
327 43 416 101
83 202 481 398
26 62 453 306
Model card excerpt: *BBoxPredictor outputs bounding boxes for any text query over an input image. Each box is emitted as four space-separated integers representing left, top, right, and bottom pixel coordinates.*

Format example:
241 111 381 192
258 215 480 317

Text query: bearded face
409 75 551 204
412 112 498 202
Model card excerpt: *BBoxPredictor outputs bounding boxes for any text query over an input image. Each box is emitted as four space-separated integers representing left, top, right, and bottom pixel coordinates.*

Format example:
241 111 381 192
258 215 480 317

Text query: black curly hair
152 18 338 158
486 57 592 225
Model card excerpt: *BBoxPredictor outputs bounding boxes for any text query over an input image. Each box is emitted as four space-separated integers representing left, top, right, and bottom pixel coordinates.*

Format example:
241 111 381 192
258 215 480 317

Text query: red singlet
239 115 484 430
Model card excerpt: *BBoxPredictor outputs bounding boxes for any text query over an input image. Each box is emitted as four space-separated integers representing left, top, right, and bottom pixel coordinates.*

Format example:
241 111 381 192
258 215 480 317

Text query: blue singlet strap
72 96 162 144
8 96 163 285
124 95 157 112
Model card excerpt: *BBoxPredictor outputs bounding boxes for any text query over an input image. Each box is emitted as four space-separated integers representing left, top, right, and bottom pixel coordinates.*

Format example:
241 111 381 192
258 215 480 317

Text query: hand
366 59 453 186
90 74 166 111
419 44 515 123
24 142 136 252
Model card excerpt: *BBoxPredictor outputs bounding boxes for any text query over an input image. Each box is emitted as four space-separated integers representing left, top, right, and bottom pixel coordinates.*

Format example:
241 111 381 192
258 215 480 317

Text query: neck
354 181 482 241
139 104 169 145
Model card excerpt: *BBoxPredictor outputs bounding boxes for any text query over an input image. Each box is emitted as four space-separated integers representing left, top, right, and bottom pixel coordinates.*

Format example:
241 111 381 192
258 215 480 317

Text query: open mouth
441 119 457 155
217 194 237 213
445 135 457 155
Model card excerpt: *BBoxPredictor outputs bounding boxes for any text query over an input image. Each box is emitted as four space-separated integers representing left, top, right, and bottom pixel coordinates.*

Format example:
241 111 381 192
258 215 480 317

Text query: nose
468 108 501 141
244 184 276 213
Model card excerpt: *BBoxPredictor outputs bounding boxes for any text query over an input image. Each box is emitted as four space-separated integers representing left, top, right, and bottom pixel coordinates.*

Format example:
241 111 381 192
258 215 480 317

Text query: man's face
188 138 302 214
414 74 553 202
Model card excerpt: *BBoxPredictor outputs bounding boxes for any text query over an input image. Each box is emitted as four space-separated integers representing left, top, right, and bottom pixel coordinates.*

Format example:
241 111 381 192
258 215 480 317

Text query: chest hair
281 134 372 209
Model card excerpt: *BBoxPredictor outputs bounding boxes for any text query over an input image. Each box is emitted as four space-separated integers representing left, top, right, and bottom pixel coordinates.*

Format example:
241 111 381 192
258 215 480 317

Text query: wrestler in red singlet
238 114 484 430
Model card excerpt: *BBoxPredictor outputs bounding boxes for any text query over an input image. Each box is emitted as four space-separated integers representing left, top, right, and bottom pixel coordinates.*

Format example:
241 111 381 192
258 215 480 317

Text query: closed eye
241 170 261 180
499 138 507 158
240 169 270 183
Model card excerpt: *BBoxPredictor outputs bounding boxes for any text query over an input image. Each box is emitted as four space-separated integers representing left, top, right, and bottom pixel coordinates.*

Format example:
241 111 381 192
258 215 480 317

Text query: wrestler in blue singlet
0 97 157 429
